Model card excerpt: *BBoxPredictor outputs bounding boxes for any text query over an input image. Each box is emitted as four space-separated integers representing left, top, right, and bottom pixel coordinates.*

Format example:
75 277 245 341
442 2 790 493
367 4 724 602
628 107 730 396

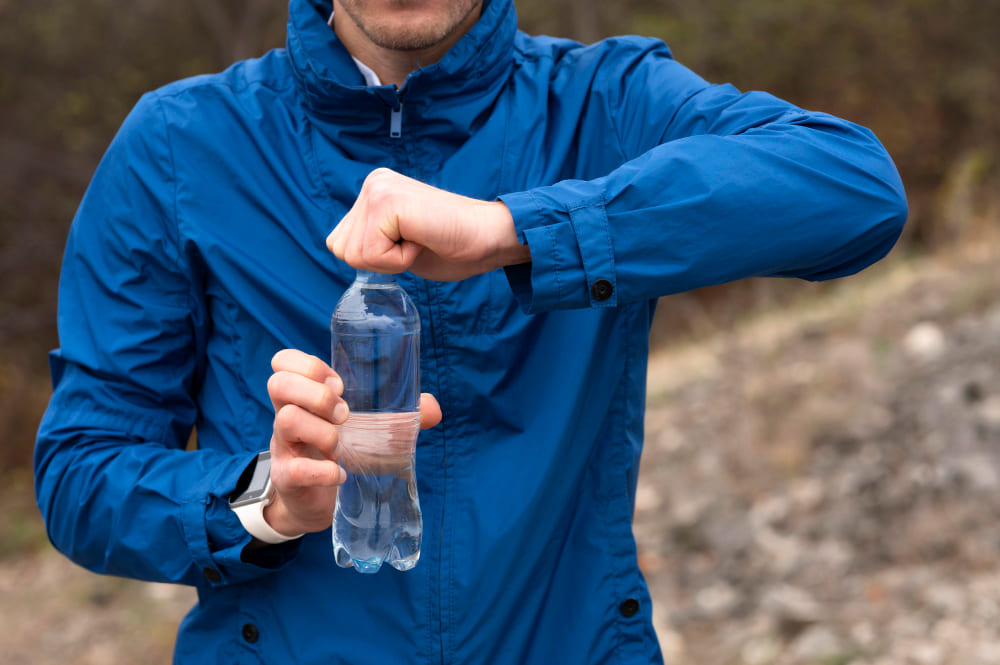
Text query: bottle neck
355 270 398 286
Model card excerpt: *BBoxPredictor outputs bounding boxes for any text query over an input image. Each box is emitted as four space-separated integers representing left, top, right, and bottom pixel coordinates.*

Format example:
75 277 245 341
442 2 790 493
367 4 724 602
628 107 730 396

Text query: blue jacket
35 0 907 663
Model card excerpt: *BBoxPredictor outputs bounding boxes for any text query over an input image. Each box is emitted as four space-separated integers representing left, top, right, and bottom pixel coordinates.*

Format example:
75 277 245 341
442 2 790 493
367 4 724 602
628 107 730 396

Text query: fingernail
333 402 349 423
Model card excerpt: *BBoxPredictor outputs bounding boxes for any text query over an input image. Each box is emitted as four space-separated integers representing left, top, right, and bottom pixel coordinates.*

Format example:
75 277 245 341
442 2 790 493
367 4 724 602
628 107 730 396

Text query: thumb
419 393 442 430
371 236 423 273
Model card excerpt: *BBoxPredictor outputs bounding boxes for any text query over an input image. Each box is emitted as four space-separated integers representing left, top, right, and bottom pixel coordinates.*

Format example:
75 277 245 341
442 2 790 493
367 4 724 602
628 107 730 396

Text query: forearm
34 370 296 587
501 98 907 312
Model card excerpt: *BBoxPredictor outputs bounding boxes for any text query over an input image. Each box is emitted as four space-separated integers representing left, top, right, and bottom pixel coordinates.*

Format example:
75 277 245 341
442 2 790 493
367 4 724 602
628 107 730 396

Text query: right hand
263 349 442 538
326 168 530 282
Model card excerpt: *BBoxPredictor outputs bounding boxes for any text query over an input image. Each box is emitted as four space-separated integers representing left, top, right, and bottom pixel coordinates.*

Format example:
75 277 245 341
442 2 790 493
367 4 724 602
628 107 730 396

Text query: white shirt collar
351 56 383 87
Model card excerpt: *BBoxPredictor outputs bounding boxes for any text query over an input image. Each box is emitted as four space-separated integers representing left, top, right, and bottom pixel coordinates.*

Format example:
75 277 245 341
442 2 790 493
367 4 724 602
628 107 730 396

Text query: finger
326 224 343 258
270 451 346 490
328 184 367 260
374 238 423 274
362 212 403 271
419 393 442 430
271 349 336 383
267 370 348 423
340 197 372 269
328 209 357 262
272 403 341 458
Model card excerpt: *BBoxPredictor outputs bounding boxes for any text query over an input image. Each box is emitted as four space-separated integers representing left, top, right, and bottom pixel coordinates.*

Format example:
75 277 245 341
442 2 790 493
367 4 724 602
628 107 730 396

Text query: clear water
331 271 422 573
332 411 422 573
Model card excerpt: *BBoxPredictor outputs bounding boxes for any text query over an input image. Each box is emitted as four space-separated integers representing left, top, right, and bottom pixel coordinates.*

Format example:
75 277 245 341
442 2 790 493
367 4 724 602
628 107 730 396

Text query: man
35 0 907 663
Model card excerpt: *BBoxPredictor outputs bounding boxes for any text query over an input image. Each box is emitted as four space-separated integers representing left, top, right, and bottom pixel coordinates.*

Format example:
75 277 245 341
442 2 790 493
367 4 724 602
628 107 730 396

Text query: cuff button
590 279 613 302
242 623 260 643
619 598 640 618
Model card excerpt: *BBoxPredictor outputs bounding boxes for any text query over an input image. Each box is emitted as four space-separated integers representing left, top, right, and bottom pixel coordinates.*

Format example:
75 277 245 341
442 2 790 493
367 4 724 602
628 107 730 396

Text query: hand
327 168 530 281
263 349 442 538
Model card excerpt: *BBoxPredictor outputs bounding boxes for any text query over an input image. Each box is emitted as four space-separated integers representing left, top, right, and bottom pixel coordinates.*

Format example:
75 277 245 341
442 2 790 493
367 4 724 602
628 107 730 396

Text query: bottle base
333 549 421 574
351 557 384 574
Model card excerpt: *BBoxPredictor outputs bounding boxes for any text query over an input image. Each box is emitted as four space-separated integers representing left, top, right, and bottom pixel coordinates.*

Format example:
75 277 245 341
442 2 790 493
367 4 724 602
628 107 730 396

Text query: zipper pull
389 103 403 139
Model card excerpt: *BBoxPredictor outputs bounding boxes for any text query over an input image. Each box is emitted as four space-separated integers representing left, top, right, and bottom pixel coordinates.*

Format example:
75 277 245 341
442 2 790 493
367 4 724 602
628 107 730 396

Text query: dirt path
3 241 999 665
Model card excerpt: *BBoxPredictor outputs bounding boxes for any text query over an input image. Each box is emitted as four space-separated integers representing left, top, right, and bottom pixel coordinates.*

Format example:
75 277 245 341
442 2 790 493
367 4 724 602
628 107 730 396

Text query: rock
902 321 946 361
740 635 781 665
903 639 946 665
805 539 852 576
634 483 663 513
923 582 967 617
750 495 791 528
652 600 686 665
761 585 823 634
975 395 1000 429
788 625 848 663
952 453 1000 491
754 528 805 577
789 478 825 513
849 621 877 649
695 582 741 617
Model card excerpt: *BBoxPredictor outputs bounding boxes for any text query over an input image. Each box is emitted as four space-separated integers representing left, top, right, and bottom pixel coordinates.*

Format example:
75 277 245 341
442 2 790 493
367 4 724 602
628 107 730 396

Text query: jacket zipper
390 101 403 139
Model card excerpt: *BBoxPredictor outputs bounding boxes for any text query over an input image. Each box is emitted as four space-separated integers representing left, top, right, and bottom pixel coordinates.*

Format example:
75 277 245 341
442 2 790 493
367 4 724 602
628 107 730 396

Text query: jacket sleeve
34 93 298 588
499 39 908 312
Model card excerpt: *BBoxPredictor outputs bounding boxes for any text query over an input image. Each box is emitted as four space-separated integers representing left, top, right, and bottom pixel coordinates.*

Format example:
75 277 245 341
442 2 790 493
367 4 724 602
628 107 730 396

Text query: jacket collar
286 0 517 122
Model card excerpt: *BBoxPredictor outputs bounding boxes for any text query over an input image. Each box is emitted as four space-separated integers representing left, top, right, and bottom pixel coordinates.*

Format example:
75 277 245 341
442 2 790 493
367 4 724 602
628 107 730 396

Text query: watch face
230 451 271 507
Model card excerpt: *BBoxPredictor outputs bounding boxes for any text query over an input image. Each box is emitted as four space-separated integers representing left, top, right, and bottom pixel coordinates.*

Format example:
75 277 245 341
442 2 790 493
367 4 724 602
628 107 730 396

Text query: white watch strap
234 501 305 545
233 491 304 545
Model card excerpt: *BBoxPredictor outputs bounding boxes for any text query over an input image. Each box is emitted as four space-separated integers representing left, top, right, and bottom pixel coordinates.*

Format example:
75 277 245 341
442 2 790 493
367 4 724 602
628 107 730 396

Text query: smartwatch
229 451 303 544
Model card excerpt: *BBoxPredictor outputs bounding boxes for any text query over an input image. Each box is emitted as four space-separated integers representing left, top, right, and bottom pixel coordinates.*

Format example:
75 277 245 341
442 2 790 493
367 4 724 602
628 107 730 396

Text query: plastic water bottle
330 270 422 573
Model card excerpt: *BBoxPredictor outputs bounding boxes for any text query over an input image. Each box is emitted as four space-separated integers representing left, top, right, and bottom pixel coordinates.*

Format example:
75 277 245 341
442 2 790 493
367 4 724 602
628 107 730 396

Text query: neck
330 2 481 88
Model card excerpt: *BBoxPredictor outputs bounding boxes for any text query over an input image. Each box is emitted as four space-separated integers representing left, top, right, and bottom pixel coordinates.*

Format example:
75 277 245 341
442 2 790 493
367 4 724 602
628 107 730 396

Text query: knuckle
368 167 391 182
360 243 380 265
284 458 311 488
273 347 300 366
322 426 340 454
309 421 338 453
316 385 338 417
273 403 300 433
344 244 363 267
266 371 286 397
367 169 394 199
268 460 289 491
305 354 326 378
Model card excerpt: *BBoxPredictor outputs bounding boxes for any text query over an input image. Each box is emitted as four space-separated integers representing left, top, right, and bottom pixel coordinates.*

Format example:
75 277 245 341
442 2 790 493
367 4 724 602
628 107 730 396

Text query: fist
327 168 530 281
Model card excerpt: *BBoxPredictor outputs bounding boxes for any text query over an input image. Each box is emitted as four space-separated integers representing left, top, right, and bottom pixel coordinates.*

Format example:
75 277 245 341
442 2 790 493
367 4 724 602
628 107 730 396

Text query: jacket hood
286 0 517 121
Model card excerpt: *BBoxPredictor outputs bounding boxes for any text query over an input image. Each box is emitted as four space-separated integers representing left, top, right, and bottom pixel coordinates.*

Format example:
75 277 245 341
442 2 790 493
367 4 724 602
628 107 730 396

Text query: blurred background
1 0 998 663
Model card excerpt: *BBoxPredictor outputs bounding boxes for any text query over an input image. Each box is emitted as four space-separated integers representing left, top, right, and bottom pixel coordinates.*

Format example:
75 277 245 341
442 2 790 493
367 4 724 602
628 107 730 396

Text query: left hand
327 168 530 281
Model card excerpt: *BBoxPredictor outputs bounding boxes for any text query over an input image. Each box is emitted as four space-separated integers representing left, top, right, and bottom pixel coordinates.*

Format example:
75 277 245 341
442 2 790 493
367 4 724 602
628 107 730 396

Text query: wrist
485 201 530 269
229 451 304 544
261 496 310 540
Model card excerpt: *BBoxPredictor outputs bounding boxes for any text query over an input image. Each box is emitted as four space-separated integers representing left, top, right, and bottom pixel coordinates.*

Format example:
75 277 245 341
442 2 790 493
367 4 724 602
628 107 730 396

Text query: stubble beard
338 0 482 52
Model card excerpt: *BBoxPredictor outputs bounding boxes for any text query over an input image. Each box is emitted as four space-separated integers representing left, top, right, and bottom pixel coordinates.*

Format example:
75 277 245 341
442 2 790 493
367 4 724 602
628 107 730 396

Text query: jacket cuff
498 189 618 312
183 451 301 587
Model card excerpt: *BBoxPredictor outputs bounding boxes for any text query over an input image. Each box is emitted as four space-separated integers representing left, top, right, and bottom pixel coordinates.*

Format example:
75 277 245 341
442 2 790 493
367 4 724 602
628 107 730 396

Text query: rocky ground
2 238 999 665
637 239 1000 665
